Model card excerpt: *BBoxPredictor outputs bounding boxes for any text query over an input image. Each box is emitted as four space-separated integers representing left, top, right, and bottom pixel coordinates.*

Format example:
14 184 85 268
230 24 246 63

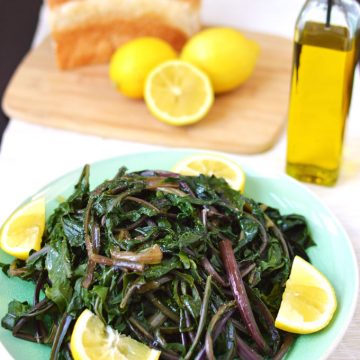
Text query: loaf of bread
47 0 201 69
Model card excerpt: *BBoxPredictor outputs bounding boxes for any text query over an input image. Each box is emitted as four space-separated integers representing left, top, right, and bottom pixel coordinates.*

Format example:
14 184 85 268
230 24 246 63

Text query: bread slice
47 0 201 69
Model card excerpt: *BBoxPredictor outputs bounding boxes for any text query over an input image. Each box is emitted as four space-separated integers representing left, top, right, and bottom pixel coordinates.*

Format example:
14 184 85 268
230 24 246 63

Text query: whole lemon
181 28 260 94
109 37 177 98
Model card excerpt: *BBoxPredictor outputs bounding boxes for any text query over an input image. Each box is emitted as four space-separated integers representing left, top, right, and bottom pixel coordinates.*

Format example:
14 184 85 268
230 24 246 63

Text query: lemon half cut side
172 153 246 192
0 197 45 260
144 60 214 126
70 309 161 360
275 256 337 334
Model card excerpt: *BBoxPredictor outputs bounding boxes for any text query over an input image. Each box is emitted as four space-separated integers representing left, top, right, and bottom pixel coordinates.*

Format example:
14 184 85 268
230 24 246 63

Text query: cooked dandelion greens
1 165 314 359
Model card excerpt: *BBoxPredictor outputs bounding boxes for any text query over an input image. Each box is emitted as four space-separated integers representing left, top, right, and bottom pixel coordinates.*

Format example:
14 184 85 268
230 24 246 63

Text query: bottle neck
325 0 333 26
298 0 360 35
305 0 360 7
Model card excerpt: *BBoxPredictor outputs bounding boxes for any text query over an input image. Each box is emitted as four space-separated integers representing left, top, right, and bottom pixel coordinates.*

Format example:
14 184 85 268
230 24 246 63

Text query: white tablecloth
1 1 359 358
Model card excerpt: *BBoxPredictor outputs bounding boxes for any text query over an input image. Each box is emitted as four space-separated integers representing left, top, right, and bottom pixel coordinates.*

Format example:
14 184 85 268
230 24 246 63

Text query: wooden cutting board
2 32 292 154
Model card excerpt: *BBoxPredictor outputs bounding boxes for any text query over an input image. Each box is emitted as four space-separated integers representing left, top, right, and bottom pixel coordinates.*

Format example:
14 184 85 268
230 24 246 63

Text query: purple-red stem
273 334 295 360
220 239 270 355
236 335 263 360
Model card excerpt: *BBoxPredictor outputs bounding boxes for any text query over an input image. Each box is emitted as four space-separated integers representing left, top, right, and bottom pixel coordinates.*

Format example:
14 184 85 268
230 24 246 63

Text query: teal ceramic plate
0 150 358 360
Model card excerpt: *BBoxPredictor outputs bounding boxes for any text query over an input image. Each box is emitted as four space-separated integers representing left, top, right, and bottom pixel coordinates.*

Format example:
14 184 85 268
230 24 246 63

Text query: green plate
0 150 358 360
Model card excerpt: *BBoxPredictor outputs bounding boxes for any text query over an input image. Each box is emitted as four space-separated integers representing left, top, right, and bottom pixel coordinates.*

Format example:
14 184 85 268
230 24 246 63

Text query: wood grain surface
2 32 292 154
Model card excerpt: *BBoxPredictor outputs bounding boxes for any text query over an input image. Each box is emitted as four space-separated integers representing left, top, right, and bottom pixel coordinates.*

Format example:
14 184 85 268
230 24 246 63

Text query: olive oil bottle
286 0 360 185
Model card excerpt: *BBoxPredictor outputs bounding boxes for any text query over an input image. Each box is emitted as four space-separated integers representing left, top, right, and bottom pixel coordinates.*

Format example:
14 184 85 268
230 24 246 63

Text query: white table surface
1 1 359 359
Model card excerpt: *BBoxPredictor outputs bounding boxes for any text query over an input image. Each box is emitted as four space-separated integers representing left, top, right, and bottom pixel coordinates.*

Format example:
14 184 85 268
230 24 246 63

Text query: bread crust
47 0 200 10
53 15 189 69
47 0 201 69
47 0 71 8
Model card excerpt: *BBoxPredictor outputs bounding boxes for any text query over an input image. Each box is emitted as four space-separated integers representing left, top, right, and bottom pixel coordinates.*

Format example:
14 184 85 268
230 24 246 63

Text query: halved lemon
172 153 245 192
70 309 161 360
0 197 45 260
275 256 337 334
144 60 214 126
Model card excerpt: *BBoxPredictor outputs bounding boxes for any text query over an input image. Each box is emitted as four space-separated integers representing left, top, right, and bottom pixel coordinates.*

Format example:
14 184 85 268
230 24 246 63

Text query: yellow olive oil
286 22 357 185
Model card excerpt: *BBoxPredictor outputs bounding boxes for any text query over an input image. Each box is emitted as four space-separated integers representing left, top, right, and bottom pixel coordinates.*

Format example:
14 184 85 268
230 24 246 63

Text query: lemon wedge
70 309 161 360
172 154 245 192
275 256 337 334
0 197 45 260
144 60 214 126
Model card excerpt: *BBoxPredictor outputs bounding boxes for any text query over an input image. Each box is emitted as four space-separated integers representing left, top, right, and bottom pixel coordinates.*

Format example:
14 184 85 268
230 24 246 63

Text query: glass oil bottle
286 0 360 185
